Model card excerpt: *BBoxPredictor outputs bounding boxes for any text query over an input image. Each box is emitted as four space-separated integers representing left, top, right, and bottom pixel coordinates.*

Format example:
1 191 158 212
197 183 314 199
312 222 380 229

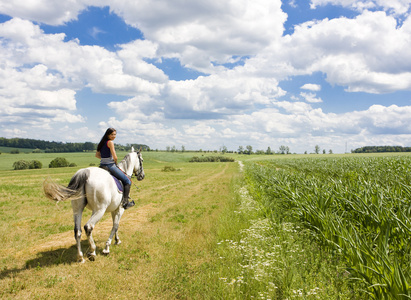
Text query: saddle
99 165 124 193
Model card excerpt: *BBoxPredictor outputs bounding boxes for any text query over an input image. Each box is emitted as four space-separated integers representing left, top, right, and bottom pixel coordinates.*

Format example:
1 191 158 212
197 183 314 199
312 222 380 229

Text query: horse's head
132 147 145 181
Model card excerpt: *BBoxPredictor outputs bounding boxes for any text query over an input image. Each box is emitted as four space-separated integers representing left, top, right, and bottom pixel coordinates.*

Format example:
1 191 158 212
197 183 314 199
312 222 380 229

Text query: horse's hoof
102 249 110 255
87 252 96 261
115 240 122 245
77 256 86 264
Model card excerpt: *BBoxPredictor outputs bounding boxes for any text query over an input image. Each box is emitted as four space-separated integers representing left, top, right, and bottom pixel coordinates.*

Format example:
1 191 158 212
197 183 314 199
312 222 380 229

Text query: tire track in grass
9 202 159 260
8 162 230 263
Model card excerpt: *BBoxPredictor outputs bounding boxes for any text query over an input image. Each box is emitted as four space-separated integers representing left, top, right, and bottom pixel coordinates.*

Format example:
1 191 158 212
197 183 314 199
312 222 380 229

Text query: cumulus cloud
0 17 163 131
108 0 287 73
301 83 321 91
310 0 411 15
252 10 411 94
1 0 411 152
0 0 87 25
300 92 323 103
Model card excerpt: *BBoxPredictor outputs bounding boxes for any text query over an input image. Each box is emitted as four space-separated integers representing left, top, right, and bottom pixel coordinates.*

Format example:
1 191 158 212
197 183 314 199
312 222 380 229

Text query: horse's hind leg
84 209 105 261
103 209 124 255
72 199 87 263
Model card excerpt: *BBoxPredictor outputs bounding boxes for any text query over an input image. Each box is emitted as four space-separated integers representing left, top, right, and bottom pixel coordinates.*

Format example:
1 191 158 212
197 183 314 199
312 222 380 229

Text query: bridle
134 151 144 180
125 151 144 192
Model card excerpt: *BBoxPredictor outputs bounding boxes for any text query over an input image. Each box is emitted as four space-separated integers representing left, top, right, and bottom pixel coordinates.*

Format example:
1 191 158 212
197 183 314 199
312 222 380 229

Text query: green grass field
1 150 409 299
0 150 244 299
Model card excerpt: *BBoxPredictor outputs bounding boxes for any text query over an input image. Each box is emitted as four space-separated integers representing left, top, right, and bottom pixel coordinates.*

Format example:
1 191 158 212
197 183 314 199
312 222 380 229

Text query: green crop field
245 154 411 299
1 151 409 299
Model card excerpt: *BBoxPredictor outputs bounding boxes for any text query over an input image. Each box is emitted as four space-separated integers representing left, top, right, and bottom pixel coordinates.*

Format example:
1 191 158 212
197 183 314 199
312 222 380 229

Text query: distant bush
49 157 70 168
13 160 30 170
162 166 180 172
69 163 77 167
29 160 42 169
10 149 20 154
13 160 42 170
189 156 235 162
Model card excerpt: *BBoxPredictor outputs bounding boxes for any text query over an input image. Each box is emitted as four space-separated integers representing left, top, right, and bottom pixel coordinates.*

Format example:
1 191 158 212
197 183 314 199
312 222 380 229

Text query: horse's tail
43 169 90 202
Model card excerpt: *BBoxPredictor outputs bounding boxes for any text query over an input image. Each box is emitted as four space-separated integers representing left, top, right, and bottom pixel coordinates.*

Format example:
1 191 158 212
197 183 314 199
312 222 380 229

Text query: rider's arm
107 140 118 164
95 151 101 159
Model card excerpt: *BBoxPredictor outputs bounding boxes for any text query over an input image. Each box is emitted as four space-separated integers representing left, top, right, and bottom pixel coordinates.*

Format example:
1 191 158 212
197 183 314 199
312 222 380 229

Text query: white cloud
0 17 165 130
108 0 287 72
251 10 411 94
101 100 411 153
301 83 321 91
300 92 323 103
310 0 411 15
88 26 105 39
1 1 411 153
0 0 87 25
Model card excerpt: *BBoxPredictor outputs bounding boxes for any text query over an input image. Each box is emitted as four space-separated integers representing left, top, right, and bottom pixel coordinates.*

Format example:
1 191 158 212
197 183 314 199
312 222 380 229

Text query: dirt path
12 202 159 260
11 162 232 262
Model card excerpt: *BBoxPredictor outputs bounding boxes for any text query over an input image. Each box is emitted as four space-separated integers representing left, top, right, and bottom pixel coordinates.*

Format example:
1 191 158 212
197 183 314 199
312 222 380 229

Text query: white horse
43 147 145 263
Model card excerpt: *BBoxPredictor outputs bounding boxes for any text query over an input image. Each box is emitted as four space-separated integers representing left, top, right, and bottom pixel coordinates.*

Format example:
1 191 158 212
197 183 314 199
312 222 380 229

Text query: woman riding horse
95 128 134 209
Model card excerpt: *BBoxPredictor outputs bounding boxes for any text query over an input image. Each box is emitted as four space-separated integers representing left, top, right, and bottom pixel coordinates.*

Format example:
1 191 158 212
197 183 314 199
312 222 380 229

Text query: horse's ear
131 146 135 152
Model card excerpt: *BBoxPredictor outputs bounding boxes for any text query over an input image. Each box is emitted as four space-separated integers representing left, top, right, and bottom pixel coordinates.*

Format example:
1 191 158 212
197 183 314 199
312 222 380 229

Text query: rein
121 151 143 191
135 152 144 179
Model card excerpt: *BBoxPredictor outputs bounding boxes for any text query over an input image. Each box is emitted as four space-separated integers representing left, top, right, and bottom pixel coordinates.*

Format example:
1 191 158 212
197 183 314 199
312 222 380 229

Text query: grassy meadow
0 150 248 299
1 150 410 299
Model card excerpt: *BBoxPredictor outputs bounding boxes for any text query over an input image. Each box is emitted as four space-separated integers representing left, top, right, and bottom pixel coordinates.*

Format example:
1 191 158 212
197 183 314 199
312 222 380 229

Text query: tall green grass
245 156 411 299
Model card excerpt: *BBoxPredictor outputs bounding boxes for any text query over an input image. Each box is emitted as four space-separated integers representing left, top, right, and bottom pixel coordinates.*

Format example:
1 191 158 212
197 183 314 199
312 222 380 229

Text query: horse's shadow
1 240 93 280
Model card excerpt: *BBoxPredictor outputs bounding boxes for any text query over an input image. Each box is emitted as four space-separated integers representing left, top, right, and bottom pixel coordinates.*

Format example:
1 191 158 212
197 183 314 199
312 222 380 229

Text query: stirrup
123 200 135 209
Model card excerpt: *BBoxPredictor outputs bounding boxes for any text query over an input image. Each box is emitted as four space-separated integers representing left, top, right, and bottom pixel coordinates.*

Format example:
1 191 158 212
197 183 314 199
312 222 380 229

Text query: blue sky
1 0 411 153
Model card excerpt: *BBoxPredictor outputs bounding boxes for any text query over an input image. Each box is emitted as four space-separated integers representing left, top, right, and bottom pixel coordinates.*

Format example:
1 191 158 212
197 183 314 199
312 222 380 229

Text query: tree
181 145 185 152
83 142 95 151
238 146 244 154
29 160 42 169
221 145 227 154
279 145 287 154
315 145 320 154
246 145 253 155
266 146 272 155
329 149 333 154
323 149 326 154
13 160 30 170
49 157 69 168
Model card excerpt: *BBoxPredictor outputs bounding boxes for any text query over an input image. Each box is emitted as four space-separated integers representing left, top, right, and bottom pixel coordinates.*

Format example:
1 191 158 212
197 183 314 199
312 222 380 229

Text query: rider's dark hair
97 128 116 151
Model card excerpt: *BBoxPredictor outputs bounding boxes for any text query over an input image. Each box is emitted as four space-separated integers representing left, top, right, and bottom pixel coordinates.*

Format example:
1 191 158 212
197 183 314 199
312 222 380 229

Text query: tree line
352 146 411 153
0 137 149 153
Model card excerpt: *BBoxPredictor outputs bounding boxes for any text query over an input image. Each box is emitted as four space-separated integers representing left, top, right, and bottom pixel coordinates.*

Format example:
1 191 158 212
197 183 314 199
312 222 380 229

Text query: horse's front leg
84 209 105 261
103 208 124 255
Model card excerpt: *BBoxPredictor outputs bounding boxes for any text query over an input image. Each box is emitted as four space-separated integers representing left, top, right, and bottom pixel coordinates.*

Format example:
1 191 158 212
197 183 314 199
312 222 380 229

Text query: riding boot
121 184 135 209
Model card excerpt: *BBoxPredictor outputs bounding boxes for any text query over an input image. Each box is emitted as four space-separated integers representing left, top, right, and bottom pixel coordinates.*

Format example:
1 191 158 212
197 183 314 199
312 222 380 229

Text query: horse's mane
118 152 133 170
